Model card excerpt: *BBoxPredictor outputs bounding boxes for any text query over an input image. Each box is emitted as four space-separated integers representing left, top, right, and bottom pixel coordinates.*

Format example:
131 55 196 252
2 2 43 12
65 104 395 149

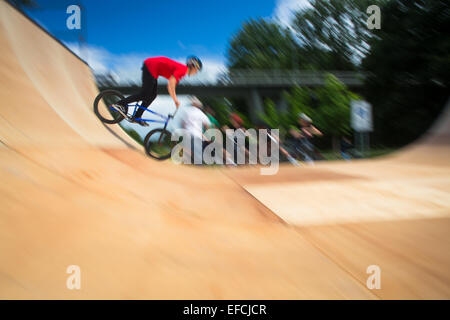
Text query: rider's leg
133 80 157 119
117 64 157 113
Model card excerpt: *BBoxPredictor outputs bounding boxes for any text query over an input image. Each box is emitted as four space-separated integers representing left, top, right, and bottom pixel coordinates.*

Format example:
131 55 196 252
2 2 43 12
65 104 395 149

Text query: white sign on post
351 100 373 132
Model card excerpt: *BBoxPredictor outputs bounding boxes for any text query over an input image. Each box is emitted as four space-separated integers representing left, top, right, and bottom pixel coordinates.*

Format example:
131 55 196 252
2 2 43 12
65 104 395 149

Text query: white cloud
66 43 113 74
109 53 150 84
273 0 312 27
66 42 148 83
179 57 226 85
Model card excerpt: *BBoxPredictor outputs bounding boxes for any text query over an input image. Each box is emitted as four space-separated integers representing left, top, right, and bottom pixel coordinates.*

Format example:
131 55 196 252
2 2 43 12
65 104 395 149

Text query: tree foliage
227 18 302 70
227 0 386 72
259 99 289 135
314 74 356 138
293 0 387 70
123 127 143 145
284 74 358 147
362 0 450 146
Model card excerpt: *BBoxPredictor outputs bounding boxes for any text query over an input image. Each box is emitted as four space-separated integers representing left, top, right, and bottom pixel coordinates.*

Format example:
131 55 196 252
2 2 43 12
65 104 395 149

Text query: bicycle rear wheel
93 89 128 124
144 128 176 160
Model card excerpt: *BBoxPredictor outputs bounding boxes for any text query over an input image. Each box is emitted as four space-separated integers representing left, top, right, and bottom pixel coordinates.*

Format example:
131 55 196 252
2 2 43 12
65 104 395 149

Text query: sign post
351 100 373 157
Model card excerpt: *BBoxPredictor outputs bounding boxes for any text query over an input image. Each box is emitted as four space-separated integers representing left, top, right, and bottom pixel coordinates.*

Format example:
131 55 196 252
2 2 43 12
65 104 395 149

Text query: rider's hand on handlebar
169 106 179 119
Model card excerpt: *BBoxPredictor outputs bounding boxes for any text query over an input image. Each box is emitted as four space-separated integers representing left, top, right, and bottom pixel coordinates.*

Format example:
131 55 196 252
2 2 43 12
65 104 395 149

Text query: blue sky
26 0 273 58
24 0 311 83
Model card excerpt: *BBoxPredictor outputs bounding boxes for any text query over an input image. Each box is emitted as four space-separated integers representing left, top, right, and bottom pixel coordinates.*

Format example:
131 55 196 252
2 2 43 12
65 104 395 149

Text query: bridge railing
218 70 367 86
96 70 367 88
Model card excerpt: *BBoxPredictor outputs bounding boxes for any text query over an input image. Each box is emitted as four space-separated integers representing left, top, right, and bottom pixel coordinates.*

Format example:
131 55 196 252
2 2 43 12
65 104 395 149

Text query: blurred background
12 0 450 160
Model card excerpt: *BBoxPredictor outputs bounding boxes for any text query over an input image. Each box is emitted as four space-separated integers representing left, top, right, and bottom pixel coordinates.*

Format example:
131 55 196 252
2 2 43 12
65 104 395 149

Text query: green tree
315 74 357 149
293 0 387 70
362 0 450 146
284 86 316 121
227 18 302 70
122 127 143 145
285 74 358 150
259 99 290 136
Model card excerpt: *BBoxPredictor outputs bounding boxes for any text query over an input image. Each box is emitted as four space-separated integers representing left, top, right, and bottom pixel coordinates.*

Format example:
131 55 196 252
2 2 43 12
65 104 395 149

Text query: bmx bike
93 89 178 160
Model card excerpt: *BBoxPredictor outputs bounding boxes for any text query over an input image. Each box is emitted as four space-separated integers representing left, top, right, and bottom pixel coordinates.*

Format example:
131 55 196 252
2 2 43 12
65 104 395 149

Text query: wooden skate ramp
0 1 376 299
0 1 448 299
227 101 450 298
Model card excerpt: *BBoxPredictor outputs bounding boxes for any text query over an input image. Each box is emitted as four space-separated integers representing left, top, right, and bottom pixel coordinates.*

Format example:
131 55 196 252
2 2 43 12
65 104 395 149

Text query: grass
318 148 396 161
119 123 144 145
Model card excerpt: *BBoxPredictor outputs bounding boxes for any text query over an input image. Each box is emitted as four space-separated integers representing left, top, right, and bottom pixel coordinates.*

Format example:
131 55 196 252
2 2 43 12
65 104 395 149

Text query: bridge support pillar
277 94 288 113
247 89 264 124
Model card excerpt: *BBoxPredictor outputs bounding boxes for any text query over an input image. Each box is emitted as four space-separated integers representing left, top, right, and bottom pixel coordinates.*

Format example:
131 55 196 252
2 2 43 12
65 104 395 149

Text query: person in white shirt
182 97 211 164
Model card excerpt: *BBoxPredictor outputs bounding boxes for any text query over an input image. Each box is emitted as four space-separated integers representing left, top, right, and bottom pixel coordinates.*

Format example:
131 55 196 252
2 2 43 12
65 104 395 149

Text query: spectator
182 97 211 164
286 113 322 164
204 106 220 129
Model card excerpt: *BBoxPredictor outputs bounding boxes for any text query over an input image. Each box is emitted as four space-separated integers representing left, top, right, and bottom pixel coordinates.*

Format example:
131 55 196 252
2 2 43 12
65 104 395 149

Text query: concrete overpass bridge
98 70 366 122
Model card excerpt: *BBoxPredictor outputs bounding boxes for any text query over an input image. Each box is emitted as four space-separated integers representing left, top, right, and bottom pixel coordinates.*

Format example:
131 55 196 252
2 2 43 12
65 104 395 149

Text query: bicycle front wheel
144 128 175 160
93 89 128 124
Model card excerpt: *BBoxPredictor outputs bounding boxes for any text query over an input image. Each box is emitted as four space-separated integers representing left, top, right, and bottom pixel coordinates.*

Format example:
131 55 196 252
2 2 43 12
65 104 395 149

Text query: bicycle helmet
186 55 202 71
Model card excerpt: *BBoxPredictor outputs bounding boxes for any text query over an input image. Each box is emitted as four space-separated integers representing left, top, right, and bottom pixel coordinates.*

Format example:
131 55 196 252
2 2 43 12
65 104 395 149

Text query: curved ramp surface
0 2 376 299
0 1 449 299
228 100 450 298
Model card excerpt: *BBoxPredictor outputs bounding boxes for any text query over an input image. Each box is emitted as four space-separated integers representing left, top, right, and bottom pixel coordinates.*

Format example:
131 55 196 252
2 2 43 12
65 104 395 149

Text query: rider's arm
167 76 180 108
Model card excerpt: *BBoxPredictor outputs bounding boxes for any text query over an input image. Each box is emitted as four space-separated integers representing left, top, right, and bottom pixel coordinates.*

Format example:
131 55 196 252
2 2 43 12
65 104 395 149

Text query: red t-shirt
144 57 188 82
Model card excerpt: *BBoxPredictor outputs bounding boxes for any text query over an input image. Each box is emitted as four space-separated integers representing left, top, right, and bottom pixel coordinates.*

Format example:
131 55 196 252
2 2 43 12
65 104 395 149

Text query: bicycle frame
128 103 169 125
107 97 179 131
